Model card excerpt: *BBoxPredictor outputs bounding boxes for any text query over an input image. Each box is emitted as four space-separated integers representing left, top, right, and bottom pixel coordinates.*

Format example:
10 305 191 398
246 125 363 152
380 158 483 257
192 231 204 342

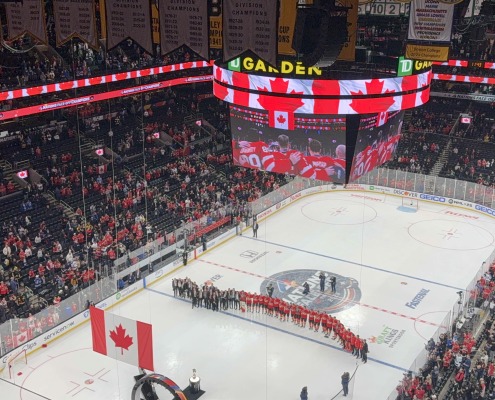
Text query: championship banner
278 0 298 56
4 0 47 43
465 0 483 17
222 0 278 66
407 0 454 42
105 0 153 54
159 0 209 60
405 43 450 62
210 16 222 49
338 0 359 61
53 0 98 48
152 4 160 44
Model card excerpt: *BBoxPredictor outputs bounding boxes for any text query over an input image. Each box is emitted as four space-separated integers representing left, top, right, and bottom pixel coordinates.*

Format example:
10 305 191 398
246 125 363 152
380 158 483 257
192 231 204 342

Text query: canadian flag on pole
269 110 295 130
90 307 154 370
376 112 388 127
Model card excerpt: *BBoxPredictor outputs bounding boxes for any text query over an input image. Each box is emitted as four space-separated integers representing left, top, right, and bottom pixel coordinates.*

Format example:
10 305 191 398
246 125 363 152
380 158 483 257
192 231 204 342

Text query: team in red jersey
233 135 346 183
350 118 403 181
240 290 364 358
176 276 365 360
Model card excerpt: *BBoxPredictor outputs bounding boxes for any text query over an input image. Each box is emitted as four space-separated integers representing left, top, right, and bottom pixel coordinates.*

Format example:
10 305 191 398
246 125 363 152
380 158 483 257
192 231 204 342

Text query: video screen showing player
230 106 346 183
349 111 404 182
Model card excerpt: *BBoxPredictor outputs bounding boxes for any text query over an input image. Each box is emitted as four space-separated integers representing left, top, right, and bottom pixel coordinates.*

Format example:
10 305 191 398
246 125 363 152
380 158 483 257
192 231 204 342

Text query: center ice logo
260 269 361 314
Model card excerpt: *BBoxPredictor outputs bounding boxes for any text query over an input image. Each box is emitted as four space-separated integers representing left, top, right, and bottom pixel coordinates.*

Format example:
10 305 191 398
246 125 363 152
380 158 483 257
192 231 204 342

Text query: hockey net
1 349 27 379
401 197 419 210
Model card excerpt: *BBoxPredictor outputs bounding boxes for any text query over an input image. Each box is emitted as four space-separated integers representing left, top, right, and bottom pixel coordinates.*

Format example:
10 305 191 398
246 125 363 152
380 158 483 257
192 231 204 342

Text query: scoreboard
358 1 410 16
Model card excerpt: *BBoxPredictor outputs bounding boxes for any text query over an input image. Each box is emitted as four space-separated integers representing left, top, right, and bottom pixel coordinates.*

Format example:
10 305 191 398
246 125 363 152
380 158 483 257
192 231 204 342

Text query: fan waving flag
90 307 154 371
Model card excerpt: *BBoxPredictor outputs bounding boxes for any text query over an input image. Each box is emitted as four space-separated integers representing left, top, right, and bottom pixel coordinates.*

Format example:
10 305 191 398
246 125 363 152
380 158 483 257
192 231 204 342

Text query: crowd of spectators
0 83 290 356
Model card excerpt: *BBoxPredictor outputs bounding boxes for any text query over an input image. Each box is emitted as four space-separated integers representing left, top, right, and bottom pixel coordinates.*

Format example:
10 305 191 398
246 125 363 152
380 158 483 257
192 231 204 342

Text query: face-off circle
260 269 361 314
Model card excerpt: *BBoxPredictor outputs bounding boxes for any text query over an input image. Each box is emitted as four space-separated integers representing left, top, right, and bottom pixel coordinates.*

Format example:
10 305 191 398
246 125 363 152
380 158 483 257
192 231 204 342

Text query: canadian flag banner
14 330 30 347
90 307 154 371
376 112 388 127
269 111 294 130
97 165 107 175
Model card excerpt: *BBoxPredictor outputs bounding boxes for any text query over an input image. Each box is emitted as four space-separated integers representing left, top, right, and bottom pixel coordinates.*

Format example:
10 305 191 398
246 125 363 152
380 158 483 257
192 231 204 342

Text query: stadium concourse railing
355 168 495 399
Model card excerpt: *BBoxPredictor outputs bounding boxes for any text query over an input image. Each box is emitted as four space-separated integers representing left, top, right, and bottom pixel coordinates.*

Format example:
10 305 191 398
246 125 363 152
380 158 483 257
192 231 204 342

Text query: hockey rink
2 190 495 400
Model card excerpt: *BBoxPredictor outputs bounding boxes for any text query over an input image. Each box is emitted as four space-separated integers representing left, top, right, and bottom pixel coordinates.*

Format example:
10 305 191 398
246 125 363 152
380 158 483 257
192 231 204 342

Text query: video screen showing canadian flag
349 110 405 182
230 106 346 183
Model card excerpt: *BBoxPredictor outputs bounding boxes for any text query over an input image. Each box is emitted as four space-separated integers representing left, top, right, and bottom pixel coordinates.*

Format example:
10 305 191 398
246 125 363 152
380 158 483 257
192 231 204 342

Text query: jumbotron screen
230 106 347 183
349 111 404 182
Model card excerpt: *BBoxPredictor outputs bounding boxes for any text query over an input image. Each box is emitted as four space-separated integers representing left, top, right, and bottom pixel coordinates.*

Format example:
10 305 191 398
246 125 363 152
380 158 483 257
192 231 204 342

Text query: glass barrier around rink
0 273 116 358
357 167 495 208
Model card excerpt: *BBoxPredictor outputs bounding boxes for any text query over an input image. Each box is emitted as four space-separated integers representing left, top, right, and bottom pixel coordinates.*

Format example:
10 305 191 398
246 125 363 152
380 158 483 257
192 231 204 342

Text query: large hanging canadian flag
90 307 154 370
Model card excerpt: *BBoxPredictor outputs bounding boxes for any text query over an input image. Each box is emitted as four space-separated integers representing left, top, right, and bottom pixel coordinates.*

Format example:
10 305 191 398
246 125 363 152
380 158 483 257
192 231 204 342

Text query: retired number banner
106 0 153 54
159 0 209 59
4 0 47 43
223 0 278 66
407 0 454 42
53 0 97 48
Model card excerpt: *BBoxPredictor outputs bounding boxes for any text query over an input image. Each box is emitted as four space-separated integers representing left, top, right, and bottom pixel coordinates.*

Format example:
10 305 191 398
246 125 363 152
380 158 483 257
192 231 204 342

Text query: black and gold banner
53 0 98 48
159 0 209 59
105 0 153 54
4 0 47 43
223 0 278 66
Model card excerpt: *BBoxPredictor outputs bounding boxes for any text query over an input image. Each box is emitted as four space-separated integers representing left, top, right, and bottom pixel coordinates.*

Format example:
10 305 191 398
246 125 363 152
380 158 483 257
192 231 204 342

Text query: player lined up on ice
241 291 368 361
172 278 240 311
171 277 368 361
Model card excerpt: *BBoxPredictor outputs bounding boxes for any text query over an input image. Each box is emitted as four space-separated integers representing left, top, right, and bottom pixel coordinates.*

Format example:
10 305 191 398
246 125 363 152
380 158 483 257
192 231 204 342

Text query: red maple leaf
89 76 103 86
214 67 229 101
350 79 395 113
109 324 134 355
26 86 44 96
468 76 484 84
59 81 74 91
368 336 377 343
277 114 286 124
18 334 26 342
115 72 127 81
257 77 304 112
438 74 452 81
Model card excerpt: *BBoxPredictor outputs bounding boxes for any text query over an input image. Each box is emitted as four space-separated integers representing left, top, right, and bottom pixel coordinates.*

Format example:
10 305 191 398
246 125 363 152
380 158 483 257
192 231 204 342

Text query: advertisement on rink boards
230 106 347 183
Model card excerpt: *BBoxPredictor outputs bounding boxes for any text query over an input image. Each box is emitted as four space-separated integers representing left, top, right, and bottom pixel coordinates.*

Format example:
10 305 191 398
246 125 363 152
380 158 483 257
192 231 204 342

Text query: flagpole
9 318 13 348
